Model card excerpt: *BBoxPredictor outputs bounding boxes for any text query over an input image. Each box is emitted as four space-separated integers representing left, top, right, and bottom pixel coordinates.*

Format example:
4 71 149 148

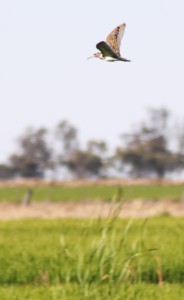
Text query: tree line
0 107 184 180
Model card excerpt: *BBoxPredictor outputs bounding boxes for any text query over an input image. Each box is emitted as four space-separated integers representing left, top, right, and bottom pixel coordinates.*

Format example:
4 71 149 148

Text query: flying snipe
89 23 130 62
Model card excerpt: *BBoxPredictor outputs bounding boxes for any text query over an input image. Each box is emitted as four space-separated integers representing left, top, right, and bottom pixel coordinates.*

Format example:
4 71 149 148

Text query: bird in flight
89 23 130 62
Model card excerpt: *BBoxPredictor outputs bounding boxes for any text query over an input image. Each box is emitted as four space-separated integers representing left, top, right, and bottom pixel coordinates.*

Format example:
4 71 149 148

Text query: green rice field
0 184 184 203
0 217 184 299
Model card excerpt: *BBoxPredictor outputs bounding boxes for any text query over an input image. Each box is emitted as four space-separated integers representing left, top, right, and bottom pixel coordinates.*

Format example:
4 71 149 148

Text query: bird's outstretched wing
106 23 126 56
96 41 119 59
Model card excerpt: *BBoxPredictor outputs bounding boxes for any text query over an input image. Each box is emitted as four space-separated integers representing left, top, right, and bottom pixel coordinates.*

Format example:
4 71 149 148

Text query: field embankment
1 179 184 219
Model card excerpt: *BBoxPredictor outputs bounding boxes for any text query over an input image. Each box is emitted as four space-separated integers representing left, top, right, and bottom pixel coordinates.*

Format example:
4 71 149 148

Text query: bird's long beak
87 55 94 59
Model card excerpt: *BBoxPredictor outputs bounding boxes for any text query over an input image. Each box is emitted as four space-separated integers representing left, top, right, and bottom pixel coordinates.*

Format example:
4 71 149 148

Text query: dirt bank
1 178 184 188
0 200 184 220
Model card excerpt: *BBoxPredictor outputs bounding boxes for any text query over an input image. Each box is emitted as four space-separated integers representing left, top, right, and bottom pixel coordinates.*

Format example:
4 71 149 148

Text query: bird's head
88 52 103 60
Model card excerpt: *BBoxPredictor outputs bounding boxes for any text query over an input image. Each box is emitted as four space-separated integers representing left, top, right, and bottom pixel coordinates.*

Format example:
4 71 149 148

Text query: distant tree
115 107 183 178
9 155 42 178
87 139 110 177
0 164 14 179
55 120 78 158
175 120 184 154
63 149 103 178
87 140 107 157
9 127 51 178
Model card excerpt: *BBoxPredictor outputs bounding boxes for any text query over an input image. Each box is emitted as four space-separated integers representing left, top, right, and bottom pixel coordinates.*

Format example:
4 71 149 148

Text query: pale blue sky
0 0 184 162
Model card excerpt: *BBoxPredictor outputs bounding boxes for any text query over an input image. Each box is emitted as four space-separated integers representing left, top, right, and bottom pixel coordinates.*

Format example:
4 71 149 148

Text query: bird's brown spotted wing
106 23 126 57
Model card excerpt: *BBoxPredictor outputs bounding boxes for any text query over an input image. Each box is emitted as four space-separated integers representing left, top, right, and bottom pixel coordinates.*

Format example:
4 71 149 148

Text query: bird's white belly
104 56 117 62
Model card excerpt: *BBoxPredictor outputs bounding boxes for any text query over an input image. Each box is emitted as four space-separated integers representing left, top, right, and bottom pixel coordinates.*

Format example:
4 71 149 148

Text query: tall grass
59 212 158 287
